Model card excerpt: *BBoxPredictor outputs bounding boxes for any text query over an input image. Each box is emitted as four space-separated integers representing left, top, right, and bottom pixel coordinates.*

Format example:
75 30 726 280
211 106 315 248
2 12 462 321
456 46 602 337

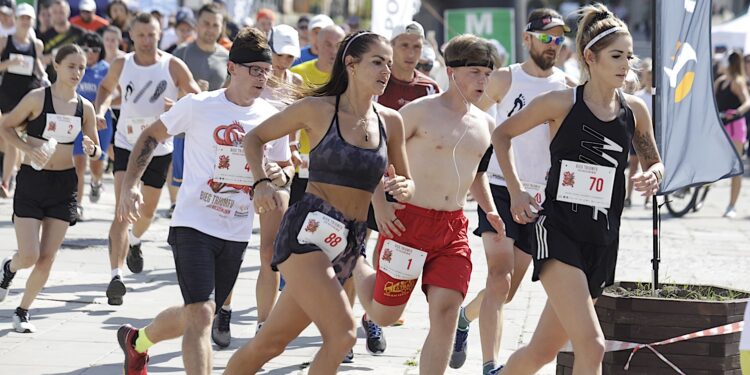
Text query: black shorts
531 215 618 298
113 146 172 189
13 165 78 225
272 193 368 285
168 226 247 308
289 173 308 205
473 184 535 254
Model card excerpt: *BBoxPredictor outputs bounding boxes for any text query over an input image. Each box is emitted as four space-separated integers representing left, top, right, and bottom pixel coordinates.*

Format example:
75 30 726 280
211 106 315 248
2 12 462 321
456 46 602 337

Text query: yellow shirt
290 59 332 168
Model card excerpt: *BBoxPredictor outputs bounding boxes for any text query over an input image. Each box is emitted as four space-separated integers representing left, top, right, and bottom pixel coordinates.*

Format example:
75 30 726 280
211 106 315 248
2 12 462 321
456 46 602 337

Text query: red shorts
373 204 472 306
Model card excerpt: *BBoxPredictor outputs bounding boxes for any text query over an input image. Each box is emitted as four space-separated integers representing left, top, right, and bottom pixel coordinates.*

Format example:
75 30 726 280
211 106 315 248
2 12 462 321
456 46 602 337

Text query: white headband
584 27 624 51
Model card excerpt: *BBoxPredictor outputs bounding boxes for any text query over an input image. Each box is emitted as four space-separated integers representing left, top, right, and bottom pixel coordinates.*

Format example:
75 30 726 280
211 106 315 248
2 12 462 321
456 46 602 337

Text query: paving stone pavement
0 167 748 374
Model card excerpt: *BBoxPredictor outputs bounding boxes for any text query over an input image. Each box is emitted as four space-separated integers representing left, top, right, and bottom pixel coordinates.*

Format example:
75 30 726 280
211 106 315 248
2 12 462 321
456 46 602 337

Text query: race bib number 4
123 117 157 145
297 211 349 261
379 240 427 280
213 145 254 186
43 114 81 143
556 160 615 208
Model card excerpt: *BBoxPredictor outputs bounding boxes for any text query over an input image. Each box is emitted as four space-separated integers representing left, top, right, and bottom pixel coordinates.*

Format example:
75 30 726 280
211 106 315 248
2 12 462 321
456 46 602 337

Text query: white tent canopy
712 6 750 53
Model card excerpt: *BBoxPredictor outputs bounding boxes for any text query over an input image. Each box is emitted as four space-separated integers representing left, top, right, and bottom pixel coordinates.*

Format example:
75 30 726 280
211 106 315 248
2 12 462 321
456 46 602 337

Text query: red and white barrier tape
560 321 744 373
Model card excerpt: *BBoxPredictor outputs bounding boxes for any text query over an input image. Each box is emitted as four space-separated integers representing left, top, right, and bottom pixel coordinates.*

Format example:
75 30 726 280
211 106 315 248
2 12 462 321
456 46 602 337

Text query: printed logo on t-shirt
507 93 526 117
574 124 624 224
124 80 168 103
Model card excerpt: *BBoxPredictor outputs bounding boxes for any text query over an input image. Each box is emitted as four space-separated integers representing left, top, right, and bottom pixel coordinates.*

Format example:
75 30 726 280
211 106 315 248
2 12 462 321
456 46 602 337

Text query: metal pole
651 0 661 296
514 0 527 63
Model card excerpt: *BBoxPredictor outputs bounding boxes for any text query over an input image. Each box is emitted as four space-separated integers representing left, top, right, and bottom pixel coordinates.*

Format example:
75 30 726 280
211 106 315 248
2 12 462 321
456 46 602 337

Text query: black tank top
0 35 40 100
715 80 742 112
26 87 84 145
542 84 635 245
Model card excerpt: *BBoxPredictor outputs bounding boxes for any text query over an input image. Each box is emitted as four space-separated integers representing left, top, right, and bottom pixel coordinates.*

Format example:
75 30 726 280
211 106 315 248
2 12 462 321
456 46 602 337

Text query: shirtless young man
352 34 505 374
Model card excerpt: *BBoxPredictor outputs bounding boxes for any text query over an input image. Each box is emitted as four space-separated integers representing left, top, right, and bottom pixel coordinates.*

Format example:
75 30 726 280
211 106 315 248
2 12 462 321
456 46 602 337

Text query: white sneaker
13 308 36 333
0 257 16 302
723 206 737 218
255 322 263 335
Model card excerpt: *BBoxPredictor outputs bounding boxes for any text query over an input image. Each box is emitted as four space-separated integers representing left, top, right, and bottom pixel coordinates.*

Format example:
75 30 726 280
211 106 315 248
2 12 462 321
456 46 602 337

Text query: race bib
123 117 157 145
487 172 505 186
523 182 546 213
379 240 428 280
297 211 349 260
42 114 80 143
213 145 254 186
556 160 615 208
298 154 309 178
7 53 34 76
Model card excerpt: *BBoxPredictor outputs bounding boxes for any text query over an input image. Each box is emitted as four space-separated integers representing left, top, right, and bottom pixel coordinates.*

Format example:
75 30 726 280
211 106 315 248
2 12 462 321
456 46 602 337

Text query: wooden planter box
556 282 748 375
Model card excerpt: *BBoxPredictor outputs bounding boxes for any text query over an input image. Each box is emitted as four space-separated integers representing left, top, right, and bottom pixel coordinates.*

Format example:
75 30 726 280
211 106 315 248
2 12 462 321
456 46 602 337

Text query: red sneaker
117 324 149 375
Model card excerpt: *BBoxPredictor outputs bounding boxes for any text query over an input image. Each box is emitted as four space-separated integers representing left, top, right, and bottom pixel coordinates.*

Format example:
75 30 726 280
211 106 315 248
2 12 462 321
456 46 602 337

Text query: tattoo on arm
134 136 158 172
633 130 661 166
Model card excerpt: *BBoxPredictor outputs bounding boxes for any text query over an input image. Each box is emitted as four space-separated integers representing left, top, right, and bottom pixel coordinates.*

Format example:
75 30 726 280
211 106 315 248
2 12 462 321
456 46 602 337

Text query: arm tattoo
133 136 158 172
633 130 661 166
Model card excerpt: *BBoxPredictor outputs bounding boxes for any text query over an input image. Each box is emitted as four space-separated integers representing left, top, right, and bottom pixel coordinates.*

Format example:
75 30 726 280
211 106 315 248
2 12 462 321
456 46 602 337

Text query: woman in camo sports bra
226 31 414 374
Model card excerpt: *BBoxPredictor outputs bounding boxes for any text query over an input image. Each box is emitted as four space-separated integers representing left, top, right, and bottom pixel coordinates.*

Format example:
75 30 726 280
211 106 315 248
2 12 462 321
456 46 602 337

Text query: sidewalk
0 168 748 374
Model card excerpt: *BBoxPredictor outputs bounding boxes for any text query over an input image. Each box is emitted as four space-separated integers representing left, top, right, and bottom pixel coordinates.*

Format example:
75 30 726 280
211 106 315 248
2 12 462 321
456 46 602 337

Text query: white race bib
42 114 80 143
123 117 157 145
7 53 34 76
213 145 254 186
297 211 349 260
556 160 615 208
298 154 309 178
523 181 546 213
379 240 428 280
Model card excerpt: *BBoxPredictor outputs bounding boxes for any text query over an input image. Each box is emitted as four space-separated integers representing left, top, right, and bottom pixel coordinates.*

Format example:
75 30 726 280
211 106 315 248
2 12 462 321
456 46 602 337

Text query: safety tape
560 321 744 374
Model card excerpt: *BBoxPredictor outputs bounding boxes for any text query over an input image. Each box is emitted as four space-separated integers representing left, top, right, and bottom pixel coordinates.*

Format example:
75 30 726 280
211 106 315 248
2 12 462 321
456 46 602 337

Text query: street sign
444 7 515 65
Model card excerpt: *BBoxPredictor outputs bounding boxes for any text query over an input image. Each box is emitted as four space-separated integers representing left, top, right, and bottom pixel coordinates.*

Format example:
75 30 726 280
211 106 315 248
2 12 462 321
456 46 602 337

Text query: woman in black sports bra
0 45 101 334
226 31 415 373
491 5 664 374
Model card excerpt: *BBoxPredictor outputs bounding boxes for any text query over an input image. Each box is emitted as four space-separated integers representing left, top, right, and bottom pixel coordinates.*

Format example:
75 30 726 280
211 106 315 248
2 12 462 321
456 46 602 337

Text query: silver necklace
345 95 371 142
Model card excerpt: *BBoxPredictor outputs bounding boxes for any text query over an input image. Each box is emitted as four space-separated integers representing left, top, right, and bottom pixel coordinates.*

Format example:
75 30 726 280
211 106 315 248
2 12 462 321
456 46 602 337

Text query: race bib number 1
379 240 428 280
297 211 349 261
42 114 81 144
556 160 615 208
213 145 254 186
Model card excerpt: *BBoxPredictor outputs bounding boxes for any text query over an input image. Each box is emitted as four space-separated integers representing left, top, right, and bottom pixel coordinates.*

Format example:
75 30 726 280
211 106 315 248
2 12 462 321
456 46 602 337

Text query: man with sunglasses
449 8 577 375
94 12 200 307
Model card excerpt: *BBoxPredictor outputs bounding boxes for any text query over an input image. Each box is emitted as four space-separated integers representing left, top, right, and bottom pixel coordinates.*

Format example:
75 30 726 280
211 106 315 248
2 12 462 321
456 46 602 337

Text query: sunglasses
416 62 433 72
82 46 102 53
238 63 272 77
527 32 565 46
297 23 308 31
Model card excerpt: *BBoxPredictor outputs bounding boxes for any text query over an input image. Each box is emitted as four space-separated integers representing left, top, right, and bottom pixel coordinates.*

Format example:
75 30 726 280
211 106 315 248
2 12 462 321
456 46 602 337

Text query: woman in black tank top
226 31 414 373
0 45 101 333
490 5 664 374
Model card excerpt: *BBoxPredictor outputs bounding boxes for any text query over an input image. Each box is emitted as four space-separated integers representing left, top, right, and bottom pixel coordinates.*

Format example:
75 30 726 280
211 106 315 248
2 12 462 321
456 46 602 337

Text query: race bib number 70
556 160 615 208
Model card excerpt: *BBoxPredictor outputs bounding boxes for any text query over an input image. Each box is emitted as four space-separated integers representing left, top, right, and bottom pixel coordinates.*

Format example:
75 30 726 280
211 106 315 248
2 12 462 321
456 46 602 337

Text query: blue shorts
73 111 113 159
171 136 184 187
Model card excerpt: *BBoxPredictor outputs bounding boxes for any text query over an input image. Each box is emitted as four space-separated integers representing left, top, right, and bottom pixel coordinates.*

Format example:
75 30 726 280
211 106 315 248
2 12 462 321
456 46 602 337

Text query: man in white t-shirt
113 27 291 375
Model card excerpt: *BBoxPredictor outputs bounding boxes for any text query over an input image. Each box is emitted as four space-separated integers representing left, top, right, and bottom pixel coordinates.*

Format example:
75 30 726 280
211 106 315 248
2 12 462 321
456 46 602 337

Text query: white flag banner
371 0 422 39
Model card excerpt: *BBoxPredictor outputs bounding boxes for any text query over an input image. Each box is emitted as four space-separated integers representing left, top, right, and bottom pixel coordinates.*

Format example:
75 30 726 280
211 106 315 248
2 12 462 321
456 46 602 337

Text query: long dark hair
54 44 85 64
78 32 105 62
311 30 388 97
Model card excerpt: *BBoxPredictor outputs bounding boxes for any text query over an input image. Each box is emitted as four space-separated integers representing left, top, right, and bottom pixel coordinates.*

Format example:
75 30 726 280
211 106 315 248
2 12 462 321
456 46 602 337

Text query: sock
457 306 471 330
221 305 231 312
128 230 141 246
483 361 498 375
15 306 28 316
111 268 122 279
134 328 154 353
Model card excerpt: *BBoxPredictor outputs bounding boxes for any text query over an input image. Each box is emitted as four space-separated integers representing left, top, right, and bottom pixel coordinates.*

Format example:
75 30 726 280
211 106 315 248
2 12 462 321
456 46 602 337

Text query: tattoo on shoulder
136 136 158 169
633 130 660 165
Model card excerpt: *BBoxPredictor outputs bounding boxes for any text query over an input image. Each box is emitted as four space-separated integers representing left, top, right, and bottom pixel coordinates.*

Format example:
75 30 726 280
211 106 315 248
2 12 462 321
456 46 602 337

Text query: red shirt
377 70 440 110
70 15 109 32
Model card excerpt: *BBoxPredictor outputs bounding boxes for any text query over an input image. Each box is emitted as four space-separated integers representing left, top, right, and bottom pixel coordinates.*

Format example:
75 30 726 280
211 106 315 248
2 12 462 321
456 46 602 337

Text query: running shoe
212 308 232 348
126 243 144 274
117 324 149 375
361 315 386 355
90 182 102 203
76 205 85 222
724 206 737 219
165 204 176 219
449 327 470 369
342 349 354 363
487 365 505 375
0 257 16 301
12 307 36 333
106 275 126 306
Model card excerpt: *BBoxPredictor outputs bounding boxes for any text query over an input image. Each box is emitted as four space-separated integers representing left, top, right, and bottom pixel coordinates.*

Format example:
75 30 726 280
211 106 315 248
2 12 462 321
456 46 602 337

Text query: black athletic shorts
530 215 618 298
113 146 171 189
13 165 78 225
289 173 308 205
474 184 534 254
168 226 247 308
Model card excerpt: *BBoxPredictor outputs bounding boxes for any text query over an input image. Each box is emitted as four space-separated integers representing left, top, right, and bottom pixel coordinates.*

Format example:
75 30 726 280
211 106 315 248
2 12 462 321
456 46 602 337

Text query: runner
292 14 334 66
0 3 44 198
494 5 663 373
94 12 199 305
0 44 101 333
224 30 413 374
448 9 575 374
351 34 505 375
40 0 86 82
114 27 290 375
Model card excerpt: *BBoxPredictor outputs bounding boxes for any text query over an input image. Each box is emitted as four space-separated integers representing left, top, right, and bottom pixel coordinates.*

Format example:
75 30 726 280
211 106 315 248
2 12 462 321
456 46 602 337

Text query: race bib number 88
297 211 349 261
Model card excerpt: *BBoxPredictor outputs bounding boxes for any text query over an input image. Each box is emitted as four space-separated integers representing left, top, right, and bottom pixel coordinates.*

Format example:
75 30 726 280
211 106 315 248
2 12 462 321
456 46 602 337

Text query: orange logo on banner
664 41 697 103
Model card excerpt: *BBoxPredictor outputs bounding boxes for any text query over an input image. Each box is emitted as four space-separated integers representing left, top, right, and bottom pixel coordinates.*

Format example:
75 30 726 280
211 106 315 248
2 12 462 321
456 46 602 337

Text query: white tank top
486 63 568 187
115 51 178 155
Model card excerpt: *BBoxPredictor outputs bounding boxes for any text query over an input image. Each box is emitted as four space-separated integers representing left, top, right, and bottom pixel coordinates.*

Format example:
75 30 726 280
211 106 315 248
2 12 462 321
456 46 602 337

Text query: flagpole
651 0 661 296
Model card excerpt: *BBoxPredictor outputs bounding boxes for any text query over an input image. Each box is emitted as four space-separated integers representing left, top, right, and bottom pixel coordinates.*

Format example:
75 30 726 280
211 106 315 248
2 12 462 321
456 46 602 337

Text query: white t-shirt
161 89 290 242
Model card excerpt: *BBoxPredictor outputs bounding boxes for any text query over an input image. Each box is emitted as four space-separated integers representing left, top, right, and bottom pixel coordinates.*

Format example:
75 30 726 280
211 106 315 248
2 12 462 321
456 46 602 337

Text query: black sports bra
26 87 83 145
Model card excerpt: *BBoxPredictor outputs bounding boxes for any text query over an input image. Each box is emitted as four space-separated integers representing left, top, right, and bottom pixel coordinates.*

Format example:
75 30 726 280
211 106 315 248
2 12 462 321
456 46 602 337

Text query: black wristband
252 178 272 190
281 168 291 185
88 145 99 158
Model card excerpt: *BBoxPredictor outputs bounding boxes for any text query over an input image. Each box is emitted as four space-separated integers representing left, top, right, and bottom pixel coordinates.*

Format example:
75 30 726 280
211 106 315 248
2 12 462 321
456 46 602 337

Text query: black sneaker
449 326 470 369
211 308 231 348
126 243 143 274
12 307 36 333
0 257 17 302
361 316 386 355
487 365 505 375
106 276 126 305
342 349 354 363
165 204 175 219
